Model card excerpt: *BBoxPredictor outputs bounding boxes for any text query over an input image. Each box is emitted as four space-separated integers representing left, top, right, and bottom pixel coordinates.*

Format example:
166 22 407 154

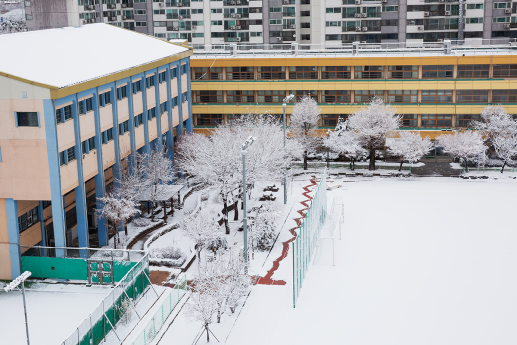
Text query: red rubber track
256 176 320 285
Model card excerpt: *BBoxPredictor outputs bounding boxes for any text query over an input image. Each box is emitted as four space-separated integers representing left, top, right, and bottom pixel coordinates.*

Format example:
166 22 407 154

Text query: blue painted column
44 99 66 256
111 86 122 188
176 61 184 137
128 77 137 170
185 58 193 134
93 88 107 246
6 198 21 278
165 65 175 161
72 95 89 251
38 201 47 256
155 69 163 152
142 74 150 154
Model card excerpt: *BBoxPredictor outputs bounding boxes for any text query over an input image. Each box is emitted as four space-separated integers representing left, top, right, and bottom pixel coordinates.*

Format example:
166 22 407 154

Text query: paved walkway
412 160 461 177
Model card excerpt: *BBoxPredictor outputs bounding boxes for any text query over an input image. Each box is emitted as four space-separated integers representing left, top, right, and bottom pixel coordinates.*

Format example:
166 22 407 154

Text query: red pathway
255 176 320 285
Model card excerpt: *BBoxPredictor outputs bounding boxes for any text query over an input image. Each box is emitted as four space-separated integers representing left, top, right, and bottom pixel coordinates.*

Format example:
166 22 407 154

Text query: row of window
194 113 487 128
192 64 517 81
194 89 517 104
18 206 39 233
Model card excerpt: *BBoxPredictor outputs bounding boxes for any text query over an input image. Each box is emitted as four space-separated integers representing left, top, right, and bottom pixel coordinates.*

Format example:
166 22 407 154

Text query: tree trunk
124 222 128 236
163 202 167 223
150 202 155 222
222 195 230 234
233 200 239 221
206 324 210 342
147 202 150 215
351 158 355 171
464 157 469 173
368 148 376 171
399 160 404 172
303 150 308 170
501 161 507 173
170 197 174 216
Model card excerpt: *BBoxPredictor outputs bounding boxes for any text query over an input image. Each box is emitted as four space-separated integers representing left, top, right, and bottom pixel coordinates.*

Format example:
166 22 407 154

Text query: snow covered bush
181 212 222 259
149 246 187 267
0 10 27 34
116 298 134 326
132 217 151 227
250 203 281 251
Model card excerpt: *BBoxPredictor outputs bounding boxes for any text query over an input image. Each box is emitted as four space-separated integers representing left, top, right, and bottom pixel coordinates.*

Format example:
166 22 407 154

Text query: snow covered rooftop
0 24 190 89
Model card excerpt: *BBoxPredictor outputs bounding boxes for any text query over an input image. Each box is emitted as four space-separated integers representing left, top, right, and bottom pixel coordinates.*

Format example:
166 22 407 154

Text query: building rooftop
0 24 189 89
192 41 517 59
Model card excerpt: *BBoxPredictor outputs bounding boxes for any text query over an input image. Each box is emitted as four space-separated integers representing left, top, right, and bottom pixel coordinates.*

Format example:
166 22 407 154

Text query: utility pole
282 94 294 204
242 136 256 274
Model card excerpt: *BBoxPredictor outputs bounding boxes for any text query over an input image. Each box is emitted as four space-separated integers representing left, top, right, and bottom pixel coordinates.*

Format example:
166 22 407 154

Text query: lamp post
242 135 256 274
282 94 295 204
4 271 32 345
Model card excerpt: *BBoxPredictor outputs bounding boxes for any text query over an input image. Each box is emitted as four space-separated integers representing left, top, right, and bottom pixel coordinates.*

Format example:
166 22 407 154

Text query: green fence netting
292 168 328 308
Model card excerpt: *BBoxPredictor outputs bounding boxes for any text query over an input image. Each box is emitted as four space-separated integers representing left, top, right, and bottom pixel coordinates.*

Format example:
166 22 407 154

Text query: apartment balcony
223 0 249 5
167 13 191 19
224 13 249 18
282 12 296 17
225 25 250 30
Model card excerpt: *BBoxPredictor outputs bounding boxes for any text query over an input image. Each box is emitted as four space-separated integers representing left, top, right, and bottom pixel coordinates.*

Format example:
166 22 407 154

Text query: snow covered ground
0 283 111 345
225 176 517 345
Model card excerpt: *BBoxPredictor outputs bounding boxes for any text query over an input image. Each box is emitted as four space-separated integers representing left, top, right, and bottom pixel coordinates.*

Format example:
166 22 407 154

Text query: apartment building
189 42 517 138
0 24 193 280
23 0 517 46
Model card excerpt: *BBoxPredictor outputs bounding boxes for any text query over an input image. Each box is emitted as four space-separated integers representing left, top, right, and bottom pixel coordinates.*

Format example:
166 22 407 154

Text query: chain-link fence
60 254 151 345
292 169 328 308
131 274 188 345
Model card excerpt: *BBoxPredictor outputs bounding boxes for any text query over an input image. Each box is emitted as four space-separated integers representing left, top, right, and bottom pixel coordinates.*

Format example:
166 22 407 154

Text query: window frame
15 112 40 127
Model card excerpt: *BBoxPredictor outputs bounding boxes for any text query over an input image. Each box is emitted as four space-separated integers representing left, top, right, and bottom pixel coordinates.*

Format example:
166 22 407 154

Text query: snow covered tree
323 120 366 170
289 95 322 170
181 212 223 259
472 106 517 147
219 250 250 314
0 10 27 34
250 203 281 252
437 131 486 173
492 134 517 173
386 131 433 171
96 190 140 249
347 97 402 170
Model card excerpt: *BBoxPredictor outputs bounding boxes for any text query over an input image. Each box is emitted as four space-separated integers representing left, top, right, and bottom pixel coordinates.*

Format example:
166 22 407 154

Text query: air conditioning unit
236 37 241 41
83 19 87 24
177 2 183 6
236 0 241 3
122 15 127 19
424 11 430 16
437 38 443 42
283 0 289 4
108 4 116 8
159 2 164 6
87 5 94 10
361 13 367 17
355 26 362 31
231 25 236 29
354 13 361 17
172 26 179 30
121 3 127 7
231 0 236 4
409 20 415 25
355 0 361 4
236 25 241 29
230 13 236 17
505 8 512 14
504 23 511 28
290 24 295 28
110 16 116 21
90 18 96 23
277 36 283 41
445 10 451 15
236 13 241 18
192 25 197 29
179 15 184 19
417 25 424 30
362 27 367 31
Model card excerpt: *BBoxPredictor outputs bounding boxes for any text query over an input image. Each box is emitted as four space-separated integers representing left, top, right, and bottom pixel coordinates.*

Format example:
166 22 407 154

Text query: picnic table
263 185 279 192
259 193 276 201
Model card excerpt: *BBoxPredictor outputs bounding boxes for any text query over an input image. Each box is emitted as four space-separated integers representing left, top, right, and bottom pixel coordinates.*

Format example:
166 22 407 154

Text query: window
354 66 383 79
270 19 282 25
42 201 51 209
197 114 223 126
226 67 253 80
258 66 285 80
56 108 63 123
16 112 39 127
182 91 188 103
148 107 156 120
132 80 142 94
257 90 286 103
67 146 76 163
387 90 418 103
382 5 398 11
421 114 452 127
195 91 223 103
117 85 128 100
98 92 111 107
402 114 417 127
134 113 143 127
467 3 483 9
158 71 167 83
25 0 31 6
301 34 311 40
326 7 341 13
321 66 351 79
289 66 317 79
326 21 341 27
493 17 510 23
421 90 453 103
301 11 310 16
135 9 146 15
322 114 348 127
422 65 453 78
171 96 178 108
493 64 517 78
119 120 129 134
456 90 488 103
301 22 310 28
456 114 481 127
225 91 253 103
88 137 95 151
466 18 483 24
355 90 384 103
269 7 282 12
193 67 222 80
322 90 351 103
84 97 93 112
18 206 39 233
106 128 113 142
494 2 511 9
457 65 489 78
171 68 177 79
291 90 318 102
26 14 32 20
160 101 167 114
59 151 66 166
181 64 187 75
146 76 155 88
492 89 517 102
66 207 77 230
388 66 418 79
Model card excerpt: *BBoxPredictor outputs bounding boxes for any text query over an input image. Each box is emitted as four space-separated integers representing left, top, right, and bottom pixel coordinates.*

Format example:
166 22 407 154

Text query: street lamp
4 271 32 345
242 135 256 274
283 94 295 204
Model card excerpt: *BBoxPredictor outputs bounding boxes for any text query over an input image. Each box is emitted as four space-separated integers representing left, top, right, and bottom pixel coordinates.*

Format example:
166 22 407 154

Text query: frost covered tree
323 120 365 171
181 212 223 259
437 131 486 173
136 145 175 221
0 10 27 34
347 97 402 170
492 134 517 173
249 203 281 253
386 131 433 171
289 95 322 170
96 190 140 249
472 106 517 146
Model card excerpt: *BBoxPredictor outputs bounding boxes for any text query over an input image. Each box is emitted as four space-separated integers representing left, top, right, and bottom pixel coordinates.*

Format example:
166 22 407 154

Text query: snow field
226 177 517 345
0 283 111 345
